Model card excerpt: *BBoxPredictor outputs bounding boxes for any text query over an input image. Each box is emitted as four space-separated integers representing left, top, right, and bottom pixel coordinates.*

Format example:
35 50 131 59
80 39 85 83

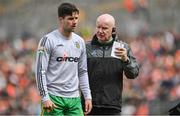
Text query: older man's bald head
95 14 116 42
96 14 115 27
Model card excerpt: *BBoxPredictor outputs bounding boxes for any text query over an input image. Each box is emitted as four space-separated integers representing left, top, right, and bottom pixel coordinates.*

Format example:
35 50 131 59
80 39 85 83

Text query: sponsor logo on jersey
56 57 79 62
56 52 79 62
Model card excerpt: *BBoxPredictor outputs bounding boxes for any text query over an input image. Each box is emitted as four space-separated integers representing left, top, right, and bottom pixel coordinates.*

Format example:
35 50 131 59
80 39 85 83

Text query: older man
85 14 139 115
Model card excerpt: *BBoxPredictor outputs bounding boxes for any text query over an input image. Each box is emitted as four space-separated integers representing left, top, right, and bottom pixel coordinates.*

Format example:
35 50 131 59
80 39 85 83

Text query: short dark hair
58 3 79 18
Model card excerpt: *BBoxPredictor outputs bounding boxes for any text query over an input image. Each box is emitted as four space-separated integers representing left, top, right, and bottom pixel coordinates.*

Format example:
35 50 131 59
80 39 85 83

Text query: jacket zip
102 46 105 58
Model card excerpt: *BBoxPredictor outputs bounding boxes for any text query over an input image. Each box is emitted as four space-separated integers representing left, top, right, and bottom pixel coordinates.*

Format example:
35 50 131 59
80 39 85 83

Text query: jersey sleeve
35 36 51 102
78 40 92 100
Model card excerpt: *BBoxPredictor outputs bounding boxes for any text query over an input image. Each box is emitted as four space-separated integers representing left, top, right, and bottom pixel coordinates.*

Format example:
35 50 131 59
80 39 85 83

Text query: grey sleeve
35 36 51 102
78 40 92 100
123 45 139 79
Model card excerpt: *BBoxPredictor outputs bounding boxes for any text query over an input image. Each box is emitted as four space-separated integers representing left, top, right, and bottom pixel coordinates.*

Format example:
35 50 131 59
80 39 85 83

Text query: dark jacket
86 35 139 111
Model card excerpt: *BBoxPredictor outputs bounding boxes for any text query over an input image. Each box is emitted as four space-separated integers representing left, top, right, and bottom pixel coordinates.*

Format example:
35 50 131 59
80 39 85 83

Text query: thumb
85 103 89 112
52 103 58 108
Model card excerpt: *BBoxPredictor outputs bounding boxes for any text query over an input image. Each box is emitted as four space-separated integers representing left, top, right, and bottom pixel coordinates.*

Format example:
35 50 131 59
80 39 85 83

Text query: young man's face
60 12 79 32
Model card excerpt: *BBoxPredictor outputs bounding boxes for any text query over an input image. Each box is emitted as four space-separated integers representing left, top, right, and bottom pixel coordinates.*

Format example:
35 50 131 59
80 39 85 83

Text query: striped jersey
35 29 92 102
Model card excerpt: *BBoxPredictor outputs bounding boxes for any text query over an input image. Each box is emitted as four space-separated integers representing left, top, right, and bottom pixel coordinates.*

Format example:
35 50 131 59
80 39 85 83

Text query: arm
35 36 51 102
35 36 57 112
78 40 92 100
123 46 139 79
115 44 139 79
78 40 92 114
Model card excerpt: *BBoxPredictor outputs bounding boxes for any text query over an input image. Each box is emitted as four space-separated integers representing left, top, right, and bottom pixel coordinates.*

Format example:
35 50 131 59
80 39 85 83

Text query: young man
35 3 92 115
86 14 139 115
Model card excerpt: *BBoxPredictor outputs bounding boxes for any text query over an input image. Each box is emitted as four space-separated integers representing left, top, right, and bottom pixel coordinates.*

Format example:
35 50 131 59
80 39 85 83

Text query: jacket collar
91 34 116 46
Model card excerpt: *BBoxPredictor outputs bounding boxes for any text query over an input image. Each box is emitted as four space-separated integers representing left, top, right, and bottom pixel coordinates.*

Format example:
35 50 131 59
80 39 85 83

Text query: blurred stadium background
0 0 180 115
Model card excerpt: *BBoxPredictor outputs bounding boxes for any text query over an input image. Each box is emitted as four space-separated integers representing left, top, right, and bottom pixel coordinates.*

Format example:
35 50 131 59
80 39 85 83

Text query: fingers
114 51 125 58
46 108 51 113
43 106 54 112
43 107 51 113
43 102 57 113
114 47 127 59
115 47 126 51
84 105 90 115
84 100 92 115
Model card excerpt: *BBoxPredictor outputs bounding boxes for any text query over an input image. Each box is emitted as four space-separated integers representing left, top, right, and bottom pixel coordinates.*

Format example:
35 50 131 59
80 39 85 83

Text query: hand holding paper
111 41 128 62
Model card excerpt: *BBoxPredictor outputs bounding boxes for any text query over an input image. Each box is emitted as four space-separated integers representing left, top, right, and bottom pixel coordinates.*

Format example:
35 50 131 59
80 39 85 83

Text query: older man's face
95 18 114 42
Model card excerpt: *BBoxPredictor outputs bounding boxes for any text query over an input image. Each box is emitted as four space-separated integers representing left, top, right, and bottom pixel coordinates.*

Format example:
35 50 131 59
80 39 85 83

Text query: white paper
111 41 124 59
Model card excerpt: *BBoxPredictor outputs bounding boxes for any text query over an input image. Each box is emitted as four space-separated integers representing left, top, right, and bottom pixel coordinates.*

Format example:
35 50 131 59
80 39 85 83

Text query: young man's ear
59 16 65 21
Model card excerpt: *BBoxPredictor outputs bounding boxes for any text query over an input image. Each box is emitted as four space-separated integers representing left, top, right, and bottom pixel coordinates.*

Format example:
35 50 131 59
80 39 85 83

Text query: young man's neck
59 28 72 38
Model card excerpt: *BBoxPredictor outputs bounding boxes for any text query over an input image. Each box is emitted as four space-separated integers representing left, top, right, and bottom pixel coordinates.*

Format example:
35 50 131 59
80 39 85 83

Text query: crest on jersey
75 42 80 49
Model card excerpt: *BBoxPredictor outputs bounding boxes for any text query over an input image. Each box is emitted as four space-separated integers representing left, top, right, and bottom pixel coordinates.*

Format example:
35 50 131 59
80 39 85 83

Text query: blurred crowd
0 34 40 115
121 30 180 115
121 1 180 114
